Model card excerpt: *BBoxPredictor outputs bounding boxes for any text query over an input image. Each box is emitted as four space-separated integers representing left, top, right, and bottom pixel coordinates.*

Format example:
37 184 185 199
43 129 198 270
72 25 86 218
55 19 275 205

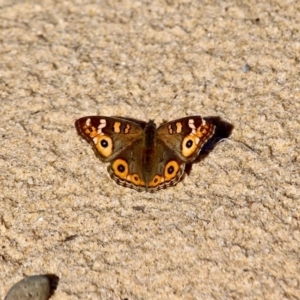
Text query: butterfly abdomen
142 120 157 166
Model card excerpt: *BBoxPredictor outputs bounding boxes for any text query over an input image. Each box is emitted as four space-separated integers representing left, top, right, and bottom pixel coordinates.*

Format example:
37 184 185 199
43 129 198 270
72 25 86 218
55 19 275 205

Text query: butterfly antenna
152 94 179 122
129 92 149 120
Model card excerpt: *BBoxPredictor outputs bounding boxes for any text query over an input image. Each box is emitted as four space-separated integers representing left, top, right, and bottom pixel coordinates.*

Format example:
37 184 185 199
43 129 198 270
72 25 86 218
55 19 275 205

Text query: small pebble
27 177 34 185
242 63 251 73
5 274 59 300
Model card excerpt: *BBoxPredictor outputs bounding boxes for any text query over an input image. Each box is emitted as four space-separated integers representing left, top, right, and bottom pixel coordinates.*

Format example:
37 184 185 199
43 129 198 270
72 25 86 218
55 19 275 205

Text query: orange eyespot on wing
149 175 164 188
164 160 180 181
93 135 113 157
75 117 116 159
111 159 129 179
181 119 215 158
181 135 198 157
127 174 145 186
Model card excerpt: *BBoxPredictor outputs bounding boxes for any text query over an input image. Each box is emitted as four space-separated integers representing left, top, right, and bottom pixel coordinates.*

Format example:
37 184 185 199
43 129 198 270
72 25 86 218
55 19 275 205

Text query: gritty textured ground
0 0 299 299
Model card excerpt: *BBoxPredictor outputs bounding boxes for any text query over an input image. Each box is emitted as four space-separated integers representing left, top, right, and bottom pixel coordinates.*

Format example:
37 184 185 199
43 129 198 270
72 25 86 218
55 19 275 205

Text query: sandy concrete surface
1 0 299 299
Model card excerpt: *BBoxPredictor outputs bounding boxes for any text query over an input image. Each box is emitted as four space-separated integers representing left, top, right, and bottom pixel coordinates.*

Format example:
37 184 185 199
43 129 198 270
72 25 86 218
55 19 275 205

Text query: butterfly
75 116 215 192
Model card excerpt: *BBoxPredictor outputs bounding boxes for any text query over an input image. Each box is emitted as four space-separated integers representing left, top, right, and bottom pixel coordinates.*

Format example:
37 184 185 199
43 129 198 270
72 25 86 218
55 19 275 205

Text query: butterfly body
75 116 215 192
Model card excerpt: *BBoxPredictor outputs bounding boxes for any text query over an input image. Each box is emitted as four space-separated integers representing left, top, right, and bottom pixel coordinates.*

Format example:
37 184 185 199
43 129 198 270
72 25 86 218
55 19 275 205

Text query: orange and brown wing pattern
157 116 216 162
75 116 145 162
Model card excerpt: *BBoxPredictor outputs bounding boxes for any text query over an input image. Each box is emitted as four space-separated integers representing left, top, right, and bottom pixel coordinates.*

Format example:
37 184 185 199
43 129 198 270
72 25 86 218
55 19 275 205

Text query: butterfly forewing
75 116 145 161
157 116 216 162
